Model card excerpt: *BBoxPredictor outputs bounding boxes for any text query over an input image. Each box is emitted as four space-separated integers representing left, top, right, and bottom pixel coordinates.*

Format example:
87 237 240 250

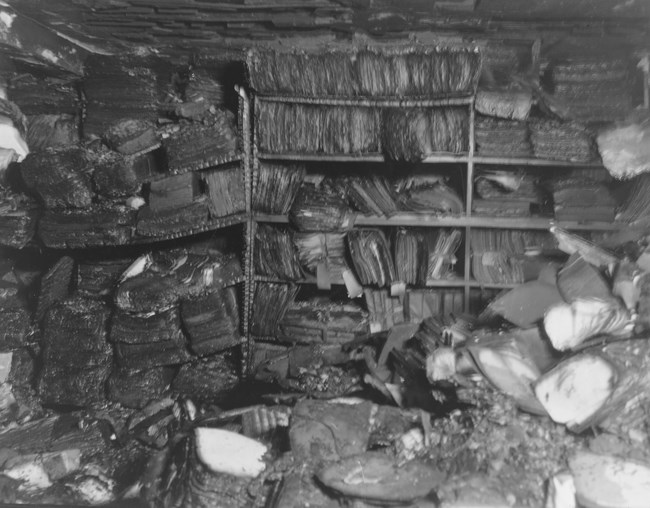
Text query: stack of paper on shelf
203 165 246 217
529 119 597 162
163 109 238 170
148 172 201 211
471 229 554 284
364 289 404 332
256 102 380 154
473 169 542 217
474 116 531 157
254 225 303 280
549 59 635 123
247 47 482 97
250 283 298 337
278 299 369 345
398 180 464 215
39 202 137 248
347 229 396 287
294 232 349 283
253 163 305 214
346 176 399 217
424 229 463 283
290 182 355 232
381 108 468 162
394 229 428 286
180 288 240 356
136 197 210 238
550 176 617 222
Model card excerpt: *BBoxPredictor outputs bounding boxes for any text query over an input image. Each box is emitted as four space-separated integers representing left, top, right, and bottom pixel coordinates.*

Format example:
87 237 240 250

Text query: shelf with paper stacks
257 94 475 108
245 86 639 331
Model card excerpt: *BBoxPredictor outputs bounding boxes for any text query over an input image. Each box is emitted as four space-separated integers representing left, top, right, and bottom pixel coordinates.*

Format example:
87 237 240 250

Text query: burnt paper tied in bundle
255 224 303 280
250 283 298 337
39 202 136 248
253 162 305 214
20 147 93 209
347 229 396 287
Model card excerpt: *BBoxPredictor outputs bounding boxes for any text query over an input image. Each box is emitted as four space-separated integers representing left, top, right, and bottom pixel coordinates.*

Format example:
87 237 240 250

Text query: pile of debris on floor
1 226 650 507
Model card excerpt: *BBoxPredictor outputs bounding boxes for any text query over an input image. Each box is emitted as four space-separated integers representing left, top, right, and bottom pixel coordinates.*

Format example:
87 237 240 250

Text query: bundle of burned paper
77 258 133 299
35 256 75 323
398 179 464 215
253 162 305 214
289 181 355 232
204 165 246 218
345 175 399 216
0 190 38 249
39 202 137 248
381 108 469 161
549 174 617 222
529 118 597 162
473 169 543 217
109 250 242 406
82 54 165 147
294 232 350 284
39 296 113 407
20 148 93 209
162 108 238 171
278 299 369 345
250 283 298 337
256 102 381 154
549 58 635 123
348 229 396 287
181 287 241 357
254 224 303 280
471 229 555 284
8 73 81 151
247 46 482 96
364 288 405 332
474 116 531 157
93 148 160 199
394 228 462 285
172 354 240 403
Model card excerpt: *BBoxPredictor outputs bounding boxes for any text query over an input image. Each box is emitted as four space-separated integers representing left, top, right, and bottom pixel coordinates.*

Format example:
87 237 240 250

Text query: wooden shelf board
257 152 469 163
256 94 474 107
253 213 621 231
473 156 603 167
254 274 467 288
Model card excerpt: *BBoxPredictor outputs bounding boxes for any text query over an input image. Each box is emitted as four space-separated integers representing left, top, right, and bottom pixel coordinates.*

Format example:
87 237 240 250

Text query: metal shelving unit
245 86 628 348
